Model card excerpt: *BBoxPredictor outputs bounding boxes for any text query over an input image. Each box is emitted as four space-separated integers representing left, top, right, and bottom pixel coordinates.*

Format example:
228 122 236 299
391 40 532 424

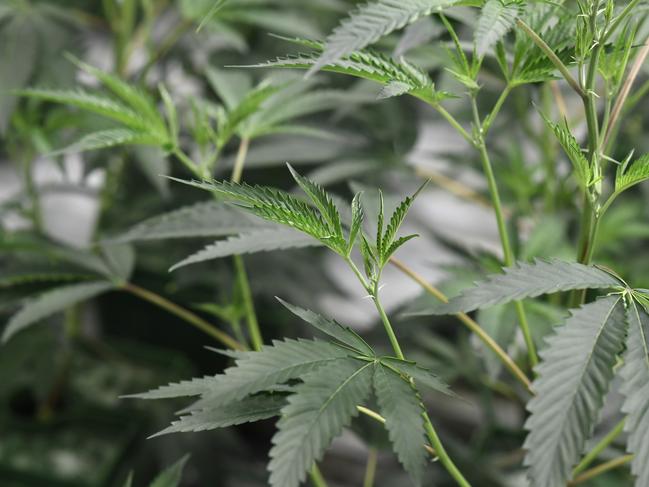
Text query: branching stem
122 282 245 351
572 418 626 476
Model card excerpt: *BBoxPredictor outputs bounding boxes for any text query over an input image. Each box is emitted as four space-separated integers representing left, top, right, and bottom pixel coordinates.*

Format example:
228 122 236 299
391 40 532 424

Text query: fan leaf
374 363 428 485
170 228 319 271
268 359 374 487
475 0 524 58
308 0 460 75
417 259 621 315
151 393 286 436
524 295 627 487
620 298 649 486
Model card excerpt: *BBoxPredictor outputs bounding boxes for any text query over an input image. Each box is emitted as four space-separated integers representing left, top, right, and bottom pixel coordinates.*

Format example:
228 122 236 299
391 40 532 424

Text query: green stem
309 465 328 487
434 104 474 146
373 295 405 360
233 255 263 351
516 19 584 96
363 448 378 487
230 137 264 351
422 412 471 487
572 418 626 477
389 257 533 393
568 455 633 486
122 282 245 351
482 84 512 136
472 98 538 367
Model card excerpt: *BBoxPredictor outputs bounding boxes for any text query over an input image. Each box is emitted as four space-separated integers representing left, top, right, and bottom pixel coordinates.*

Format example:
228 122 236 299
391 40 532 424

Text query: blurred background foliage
1 0 648 485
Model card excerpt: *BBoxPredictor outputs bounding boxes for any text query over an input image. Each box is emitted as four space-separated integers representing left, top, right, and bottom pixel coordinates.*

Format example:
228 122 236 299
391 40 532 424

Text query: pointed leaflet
170 228 319 271
268 359 374 487
256 43 449 106
52 128 159 155
308 0 460 75
277 298 374 356
379 182 425 264
167 178 343 252
151 393 286 437
347 192 364 254
3 281 115 342
615 154 649 195
620 299 649 486
475 0 524 58
524 295 627 487
136 339 350 409
287 163 343 240
110 201 269 243
416 259 621 315
17 89 149 131
374 364 428 485
541 116 590 189
150 455 190 487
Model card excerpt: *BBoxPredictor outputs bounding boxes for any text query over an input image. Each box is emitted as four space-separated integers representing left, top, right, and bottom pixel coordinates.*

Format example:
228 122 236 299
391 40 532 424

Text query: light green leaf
52 128 159 155
615 154 649 194
18 89 149 131
268 359 374 487
170 228 320 271
379 182 425 264
417 259 621 315
308 0 460 76
347 192 364 254
167 177 345 252
67 55 164 131
475 0 524 57
524 295 627 487
277 298 374 356
151 393 286 436
100 243 135 282
110 201 268 243
287 163 343 239
150 455 190 487
197 0 230 31
620 298 649 487
374 363 427 486
541 116 590 189
256 40 451 106
2 281 115 342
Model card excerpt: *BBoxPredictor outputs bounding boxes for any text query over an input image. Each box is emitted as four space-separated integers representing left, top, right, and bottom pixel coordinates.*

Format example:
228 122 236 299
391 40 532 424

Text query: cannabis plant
4 0 649 486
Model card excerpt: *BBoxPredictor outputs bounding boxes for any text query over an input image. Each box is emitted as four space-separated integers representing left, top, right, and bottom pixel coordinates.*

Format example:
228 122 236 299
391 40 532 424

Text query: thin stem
309 465 329 487
389 257 533 393
373 295 405 360
516 19 584 97
363 448 378 487
231 137 250 184
472 97 537 367
233 255 263 351
230 137 264 351
357 405 386 423
572 418 626 476
603 37 649 149
172 148 199 175
433 104 474 146
122 282 245 351
482 84 512 136
422 412 471 487
568 455 633 486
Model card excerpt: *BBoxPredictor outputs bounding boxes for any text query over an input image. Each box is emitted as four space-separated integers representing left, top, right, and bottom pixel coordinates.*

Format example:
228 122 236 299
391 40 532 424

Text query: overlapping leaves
134 298 449 487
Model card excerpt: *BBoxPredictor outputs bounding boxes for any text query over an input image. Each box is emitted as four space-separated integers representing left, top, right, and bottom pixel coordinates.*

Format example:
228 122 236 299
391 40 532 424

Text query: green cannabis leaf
475 0 524 58
413 259 622 315
307 0 461 76
524 295 627 487
620 298 649 486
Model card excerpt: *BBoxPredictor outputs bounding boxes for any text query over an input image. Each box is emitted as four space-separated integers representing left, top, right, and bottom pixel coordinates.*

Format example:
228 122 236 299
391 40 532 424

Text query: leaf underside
418 259 621 315
620 299 649 487
268 358 374 487
524 295 627 487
